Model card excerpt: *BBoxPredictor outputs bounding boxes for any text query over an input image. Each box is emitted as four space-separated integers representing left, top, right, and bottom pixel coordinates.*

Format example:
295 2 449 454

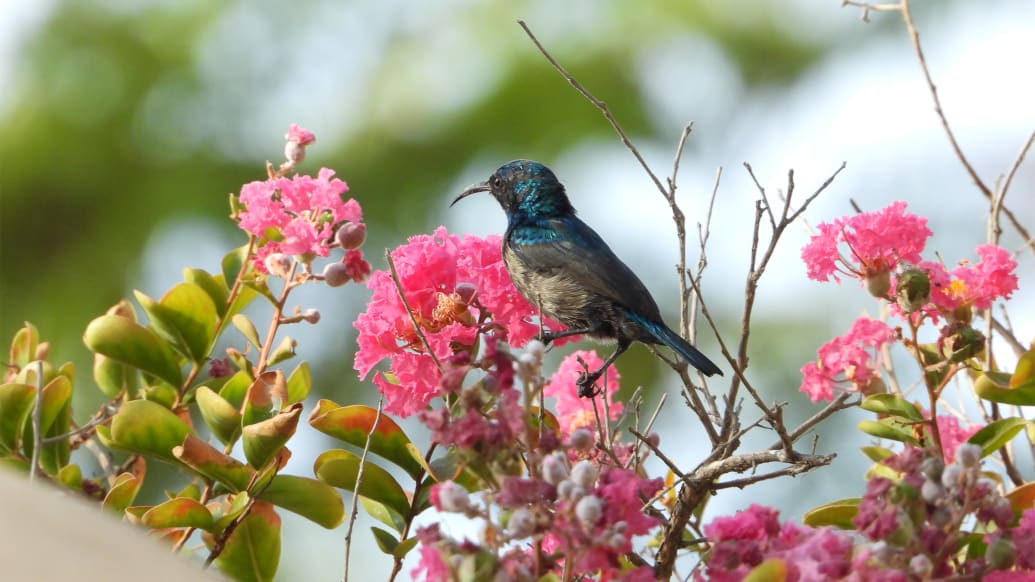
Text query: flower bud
895 268 931 313
322 262 350 287
921 456 944 481
557 480 577 500
985 535 1016 570
335 222 367 250
569 428 593 451
909 554 932 578
866 269 891 299
432 481 470 513
525 339 546 360
575 495 603 526
570 461 598 489
921 479 944 504
955 443 982 468
284 141 306 166
506 507 536 538
542 452 569 486
302 309 321 324
940 325 984 363
264 253 292 278
941 464 963 489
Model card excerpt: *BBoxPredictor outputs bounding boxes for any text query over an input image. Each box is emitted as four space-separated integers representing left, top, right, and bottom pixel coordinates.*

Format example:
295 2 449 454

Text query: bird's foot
538 330 558 346
576 369 603 398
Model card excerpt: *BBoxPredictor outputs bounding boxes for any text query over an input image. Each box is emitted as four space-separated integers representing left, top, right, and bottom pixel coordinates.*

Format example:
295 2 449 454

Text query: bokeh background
2 0 1033 579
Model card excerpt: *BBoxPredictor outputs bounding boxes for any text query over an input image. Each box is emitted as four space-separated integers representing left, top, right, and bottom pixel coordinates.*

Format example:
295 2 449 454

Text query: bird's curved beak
450 181 490 207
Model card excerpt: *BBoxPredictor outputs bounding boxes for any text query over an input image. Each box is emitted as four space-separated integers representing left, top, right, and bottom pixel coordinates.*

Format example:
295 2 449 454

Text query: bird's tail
626 311 723 377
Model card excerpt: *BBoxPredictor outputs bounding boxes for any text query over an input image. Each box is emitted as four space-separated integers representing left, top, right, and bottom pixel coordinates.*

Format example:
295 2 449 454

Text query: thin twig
29 361 43 483
344 397 384 581
385 249 443 372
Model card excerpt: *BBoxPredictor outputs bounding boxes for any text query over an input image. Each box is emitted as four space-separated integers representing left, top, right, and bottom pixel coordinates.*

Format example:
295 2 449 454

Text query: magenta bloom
545 350 623 436
237 167 363 271
701 504 854 582
802 201 931 286
285 123 315 146
354 227 566 417
799 316 894 402
935 415 982 464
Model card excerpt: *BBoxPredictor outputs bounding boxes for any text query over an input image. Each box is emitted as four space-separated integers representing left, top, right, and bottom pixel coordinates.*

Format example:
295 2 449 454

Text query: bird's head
452 160 574 218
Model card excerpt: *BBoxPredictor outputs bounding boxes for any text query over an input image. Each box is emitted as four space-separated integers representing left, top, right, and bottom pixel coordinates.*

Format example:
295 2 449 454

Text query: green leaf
308 400 423 479
360 497 407 533
9 322 39 369
1006 481 1035 512
232 314 263 350
173 435 253 492
860 394 923 420
185 268 230 318
93 354 139 398
222 245 251 291
258 474 345 529
315 449 411 521
142 497 214 530
196 386 242 446
103 472 143 513
967 418 1027 457
210 500 280 582
370 526 399 554
134 283 218 364
58 463 83 490
37 374 73 436
242 404 302 469
0 383 35 453
266 336 296 366
857 418 920 446
743 559 787 582
860 446 895 464
393 536 420 560
83 315 183 388
802 498 860 529
1009 348 1035 388
220 370 253 410
242 372 281 427
109 400 193 463
285 361 311 406
974 371 1035 406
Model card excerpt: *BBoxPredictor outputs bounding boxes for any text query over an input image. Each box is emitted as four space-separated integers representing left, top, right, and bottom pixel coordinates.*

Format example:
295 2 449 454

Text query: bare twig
29 361 43 484
344 398 385 581
385 249 443 372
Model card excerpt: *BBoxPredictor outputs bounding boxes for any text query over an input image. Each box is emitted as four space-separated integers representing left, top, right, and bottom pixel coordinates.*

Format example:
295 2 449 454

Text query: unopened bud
570 461 598 489
921 456 944 481
985 535 1016 570
335 222 367 250
569 428 593 451
940 325 984 363
302 309 321 324
433 481 470 513
955 443 982 468
921 479 944 504
264 253 292 278
941 464 963 489
542 452 569 486
575 495 603 526
909 554 932 577
506 507 536 538
322 262 350 287
866 270 891 299
895 268 931 313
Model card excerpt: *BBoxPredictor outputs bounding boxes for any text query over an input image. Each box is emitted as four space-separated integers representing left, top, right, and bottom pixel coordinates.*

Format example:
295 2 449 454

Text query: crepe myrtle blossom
799 316 894 402
544 350 623 437
354 227 571 417
801 201 931 297
894 245 1019 323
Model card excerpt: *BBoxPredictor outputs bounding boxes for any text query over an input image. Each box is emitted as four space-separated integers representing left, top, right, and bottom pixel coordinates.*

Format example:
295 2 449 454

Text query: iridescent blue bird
452 160 722 396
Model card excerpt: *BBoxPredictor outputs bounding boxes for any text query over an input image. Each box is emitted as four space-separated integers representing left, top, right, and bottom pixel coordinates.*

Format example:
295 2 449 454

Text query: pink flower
947 244 1018 310
237 168 364 271
285 123 315 146
1015 509 1035 570
701 505 855 582
354 227 567 417
545 351 623 436
802 201 931 286
799 317 894 402
935 415 982 465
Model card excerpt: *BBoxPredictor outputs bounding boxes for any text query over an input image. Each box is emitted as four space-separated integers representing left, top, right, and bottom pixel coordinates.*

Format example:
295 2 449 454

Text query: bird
452 159 722 396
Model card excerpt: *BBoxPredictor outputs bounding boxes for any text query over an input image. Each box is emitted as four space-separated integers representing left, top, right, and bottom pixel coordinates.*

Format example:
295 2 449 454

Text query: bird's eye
489 175 502 189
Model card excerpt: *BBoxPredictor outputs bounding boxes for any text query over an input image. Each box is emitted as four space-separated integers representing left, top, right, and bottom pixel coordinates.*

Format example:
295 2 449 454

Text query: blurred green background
2 0 1032 579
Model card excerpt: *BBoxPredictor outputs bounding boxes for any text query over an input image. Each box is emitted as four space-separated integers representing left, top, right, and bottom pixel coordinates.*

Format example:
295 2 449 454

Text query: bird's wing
508 217 664 319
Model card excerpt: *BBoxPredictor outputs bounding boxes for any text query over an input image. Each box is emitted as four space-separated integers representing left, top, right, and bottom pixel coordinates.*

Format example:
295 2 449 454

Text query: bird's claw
576 371 601 398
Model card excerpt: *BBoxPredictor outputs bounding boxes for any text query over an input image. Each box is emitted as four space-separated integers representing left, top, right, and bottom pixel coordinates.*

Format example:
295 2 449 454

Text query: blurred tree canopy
1 0 855 404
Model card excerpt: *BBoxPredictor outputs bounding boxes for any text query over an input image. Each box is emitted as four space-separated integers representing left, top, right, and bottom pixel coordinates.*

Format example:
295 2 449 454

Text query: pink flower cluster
699 504 866 582
801 201 931 285
799 316 894 402
354 227 568 417
909 244 1018 320
545 350 623 437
